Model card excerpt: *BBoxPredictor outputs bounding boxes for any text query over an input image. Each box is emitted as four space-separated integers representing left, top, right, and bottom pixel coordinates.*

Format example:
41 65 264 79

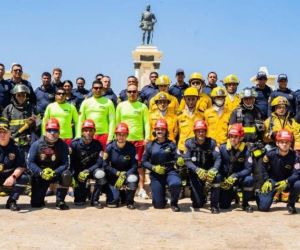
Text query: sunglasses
93 87 102 90
127 90 137 94
56 92 65 96
46 129 59 134
13 69 22 72
191 81 203 86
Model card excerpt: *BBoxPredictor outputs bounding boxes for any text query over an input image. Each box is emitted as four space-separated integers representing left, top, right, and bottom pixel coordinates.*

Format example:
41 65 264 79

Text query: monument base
132 45 163 90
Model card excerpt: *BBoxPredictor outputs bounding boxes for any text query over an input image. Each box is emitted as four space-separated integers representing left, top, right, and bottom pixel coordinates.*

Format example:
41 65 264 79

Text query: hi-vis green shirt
77 96 116 141
42 102 78 139
116 100 150 141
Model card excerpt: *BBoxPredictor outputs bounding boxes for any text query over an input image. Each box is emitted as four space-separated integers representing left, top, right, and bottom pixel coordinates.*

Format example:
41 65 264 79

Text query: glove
206 168 218 183
261 180 273 193
196 168 207 181
115 171 126 189
152 165 166 175
275 180 288 193
220 181 231 190
78 170 90 182
176 157 185 167
41 168 55 181
71 178 78 188
223 175 237 189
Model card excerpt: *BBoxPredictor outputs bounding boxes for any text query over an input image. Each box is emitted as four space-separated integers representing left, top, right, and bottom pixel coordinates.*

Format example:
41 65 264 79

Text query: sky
1 0 300 94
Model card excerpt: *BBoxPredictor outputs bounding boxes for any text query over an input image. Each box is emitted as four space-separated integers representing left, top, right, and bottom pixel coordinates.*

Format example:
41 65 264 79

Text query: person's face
176 73 185 82
195 129 206 143
0 129 10 146
63 83 72 94
276 140 291 153
76 79 85 89
116 133 127 144
257 78 267 88
155 127 167 139
15 92 27 105
150 73 158 84
127 85 138 102
229 134 242 148
275 105 287 116
278 80 287 90
127 77 138 86
92 83 103 98
214 96 225 107
82 128 95 143
190 80 204 91
45 129 60 143
184 96 198 109
0 65 5 79
42 75 51 87
53 70 62 82
11 66 23 79
226 83 238 94
156 99 169 112
102 77 111 89
55 90 66 103
158 84 169 92
208 73 217 85
243 97 255 108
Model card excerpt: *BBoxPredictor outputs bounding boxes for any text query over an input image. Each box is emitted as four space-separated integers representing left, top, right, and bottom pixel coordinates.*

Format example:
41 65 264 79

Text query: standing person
70 119 106 208
257 129 300 214
204 72 218 96
27 118 71 209
0 117 27 211
169 68 189 103
140 71 159 106
63 80 81 111
73 77 89 102
219 124 254 213
0 63 13 114
35 72 55 118
7 64 36 105
223 74 240 113
77 80 115 150
254 71 273 119
118 76 139 103
142 118 182 212
184 120 222 213
101 76 118 107
103 123 138 209
51 68 63 90
42 88 78 145
116 83 150 199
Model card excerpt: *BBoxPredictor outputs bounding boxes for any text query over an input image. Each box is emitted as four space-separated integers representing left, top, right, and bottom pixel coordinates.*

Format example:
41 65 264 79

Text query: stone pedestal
250 66 277 90
132 45 163 90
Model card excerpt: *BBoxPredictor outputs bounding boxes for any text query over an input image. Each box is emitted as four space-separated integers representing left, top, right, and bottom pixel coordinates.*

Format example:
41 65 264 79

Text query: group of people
0 62 300 215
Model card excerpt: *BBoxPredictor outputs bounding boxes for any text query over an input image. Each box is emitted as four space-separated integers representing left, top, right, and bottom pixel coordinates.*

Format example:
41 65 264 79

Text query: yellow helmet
154 92 171 103
189 72 203 82
184 87 199 97
271 96 289 107
156 75 171 86
211 87 227 98
223 74 239 85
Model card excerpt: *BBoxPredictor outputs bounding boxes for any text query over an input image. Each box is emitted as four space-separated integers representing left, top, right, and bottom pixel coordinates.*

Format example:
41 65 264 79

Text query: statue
139 5 157 45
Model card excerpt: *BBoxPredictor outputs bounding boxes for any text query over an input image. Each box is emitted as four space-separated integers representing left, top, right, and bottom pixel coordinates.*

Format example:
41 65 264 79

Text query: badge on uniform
8 153 16 160
164 147 171 153
263 155 269 163
103 152 108 160
124 155 131 160
51 155 56 161
0 163 4 172
238 157 245 162
247 157 253 164
284 165 292 170
40 153 46 161
294 163 300 170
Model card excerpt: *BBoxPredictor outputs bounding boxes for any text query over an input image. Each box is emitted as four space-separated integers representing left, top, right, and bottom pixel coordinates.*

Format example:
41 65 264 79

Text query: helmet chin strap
243 103 254 110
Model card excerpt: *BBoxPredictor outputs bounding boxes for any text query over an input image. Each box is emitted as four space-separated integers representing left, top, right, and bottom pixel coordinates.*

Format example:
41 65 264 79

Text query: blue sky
1 0 299 94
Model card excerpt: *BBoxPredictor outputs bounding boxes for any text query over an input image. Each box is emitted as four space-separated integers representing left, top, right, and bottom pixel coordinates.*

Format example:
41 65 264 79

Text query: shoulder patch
103 152 108 160
247 157 253 164
294 163 300 170
263 155 269 163
214 146 220 153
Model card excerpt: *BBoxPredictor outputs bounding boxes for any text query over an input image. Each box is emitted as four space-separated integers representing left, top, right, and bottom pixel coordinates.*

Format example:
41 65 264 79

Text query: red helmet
193 120 207 131
115 122 129 134
45 118 60 130
276 129 293 142
228 123 244 137
154 118 168 130
82 119 95 130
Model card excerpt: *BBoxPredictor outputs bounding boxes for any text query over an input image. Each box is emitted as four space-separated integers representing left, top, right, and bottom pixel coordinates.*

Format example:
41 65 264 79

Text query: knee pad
127 174 138 190
94 168 107 185
61 170 72 187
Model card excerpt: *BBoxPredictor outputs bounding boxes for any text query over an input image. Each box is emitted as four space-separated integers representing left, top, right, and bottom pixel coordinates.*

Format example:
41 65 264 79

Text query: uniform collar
226 140 245 151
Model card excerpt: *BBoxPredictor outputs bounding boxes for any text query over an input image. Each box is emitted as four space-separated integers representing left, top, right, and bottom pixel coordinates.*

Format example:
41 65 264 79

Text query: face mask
243 103 254 109
214 99 225 107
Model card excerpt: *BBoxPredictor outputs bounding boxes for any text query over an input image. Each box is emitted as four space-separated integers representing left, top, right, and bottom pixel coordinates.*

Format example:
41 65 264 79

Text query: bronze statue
139 5 157 45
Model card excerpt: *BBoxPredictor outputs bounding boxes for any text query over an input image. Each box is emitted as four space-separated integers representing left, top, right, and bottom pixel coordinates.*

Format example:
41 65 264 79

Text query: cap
176 68 185 75
277 74 288 82
256 71 268 80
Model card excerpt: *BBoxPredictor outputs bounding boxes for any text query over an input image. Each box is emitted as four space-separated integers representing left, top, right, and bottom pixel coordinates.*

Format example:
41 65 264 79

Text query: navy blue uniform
35 85 55 117
103 141 138 206
70 138 104 203
103 88 118 107
219 142 254 208
8 79 37 106
142 139 181 208
293 89 300 123
140 84 158 106
0 79 13 114
0 139 27 203
256 148 300 211
184 137 222 208
28 136 69 207
72 88 88 107
168 82 189 103
254 85 272 119
203 84 217 96
268 88 295 116
66 93 82 111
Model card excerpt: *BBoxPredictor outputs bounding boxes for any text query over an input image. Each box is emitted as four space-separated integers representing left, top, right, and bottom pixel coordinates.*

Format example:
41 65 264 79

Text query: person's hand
152 165 166 175
206 168 218 183
196 168 207 181
176 157 185 167
41 168 55 181
115 172 126 189
275 180 288 193
78 170 90 182
261 180 273 193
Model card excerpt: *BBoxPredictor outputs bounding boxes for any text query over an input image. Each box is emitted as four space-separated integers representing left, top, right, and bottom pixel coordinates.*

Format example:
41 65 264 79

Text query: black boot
56 201 69 210
211 206 220 214
91 201 103 209
6 199 20 211
242 202 253 213
287 203 297 214
171 204 180 212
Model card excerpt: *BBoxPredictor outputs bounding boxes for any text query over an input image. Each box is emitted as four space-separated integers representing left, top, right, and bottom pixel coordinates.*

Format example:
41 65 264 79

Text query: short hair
127 75 137 81
0 63 4 68
76 77 85 84
95 73 104 79
63 80 73 87
52 68 62 74
207 71 218 78
11 63 22 70
150 71 158 77
41 72 51 78
55 87 66 94
92 79 103 87
102 75 111 80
